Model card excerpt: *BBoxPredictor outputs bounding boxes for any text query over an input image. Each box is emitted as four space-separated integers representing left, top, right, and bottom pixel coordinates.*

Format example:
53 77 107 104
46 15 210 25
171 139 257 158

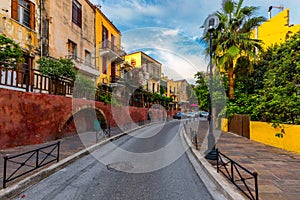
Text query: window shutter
11 0 18 21
30 2 35 29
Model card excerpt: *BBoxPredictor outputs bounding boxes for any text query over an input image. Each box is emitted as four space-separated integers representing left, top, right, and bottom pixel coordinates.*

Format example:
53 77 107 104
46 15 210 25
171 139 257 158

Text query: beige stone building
41 0 99 82
124 51 161 93
161 76 189 110
0 0 40 70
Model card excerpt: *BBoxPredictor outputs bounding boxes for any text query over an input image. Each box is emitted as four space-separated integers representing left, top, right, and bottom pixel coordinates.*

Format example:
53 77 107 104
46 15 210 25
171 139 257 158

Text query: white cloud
122 28 207 84
162 29 180 36
89 0 300 83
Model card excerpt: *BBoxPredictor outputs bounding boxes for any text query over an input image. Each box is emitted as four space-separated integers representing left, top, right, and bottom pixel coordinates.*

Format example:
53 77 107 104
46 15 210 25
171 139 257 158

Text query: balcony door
102 25 108 47
111 34 115 50
111 62 116 82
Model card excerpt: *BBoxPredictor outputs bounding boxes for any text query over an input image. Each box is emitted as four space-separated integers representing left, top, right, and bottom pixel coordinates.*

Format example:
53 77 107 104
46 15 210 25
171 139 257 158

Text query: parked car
200 111 209 118
173 112 183 119
186 112 196 118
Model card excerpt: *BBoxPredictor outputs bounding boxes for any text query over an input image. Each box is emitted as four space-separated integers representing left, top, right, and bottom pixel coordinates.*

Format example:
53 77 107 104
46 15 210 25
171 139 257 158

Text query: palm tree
203 0 265 99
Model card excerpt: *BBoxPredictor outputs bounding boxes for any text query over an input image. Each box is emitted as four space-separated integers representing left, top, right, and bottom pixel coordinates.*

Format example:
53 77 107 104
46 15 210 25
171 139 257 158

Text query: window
85 50 91 65
102 58 107 74
11 0 35 29
72 0 82 28
152 83 155 93
102 25 108 47
68 40 77 59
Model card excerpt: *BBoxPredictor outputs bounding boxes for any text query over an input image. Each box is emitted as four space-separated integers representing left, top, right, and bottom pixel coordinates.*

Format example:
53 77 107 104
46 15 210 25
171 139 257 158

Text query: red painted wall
0 89 168 149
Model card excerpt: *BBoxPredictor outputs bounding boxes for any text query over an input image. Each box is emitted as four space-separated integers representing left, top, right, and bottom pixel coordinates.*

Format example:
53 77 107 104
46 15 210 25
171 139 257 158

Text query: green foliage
272 123 285 138
193 72 209 111
0 34 24 68
220 29 300 125
159 85 165 95
73 74 96 99
37 57 77 81
96 85 112 104
257 32 300 124
99 92 111 105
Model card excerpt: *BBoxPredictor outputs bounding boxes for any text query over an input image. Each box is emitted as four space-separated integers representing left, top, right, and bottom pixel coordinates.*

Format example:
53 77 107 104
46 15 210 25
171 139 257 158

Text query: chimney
268 6 272 20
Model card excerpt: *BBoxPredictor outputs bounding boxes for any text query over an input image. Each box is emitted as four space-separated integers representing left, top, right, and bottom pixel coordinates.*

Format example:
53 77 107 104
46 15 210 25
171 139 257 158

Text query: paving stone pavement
185 119 300 200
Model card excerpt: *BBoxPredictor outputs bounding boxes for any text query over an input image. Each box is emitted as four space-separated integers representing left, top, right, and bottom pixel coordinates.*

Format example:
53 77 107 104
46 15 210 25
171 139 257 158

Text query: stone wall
0 89 168 149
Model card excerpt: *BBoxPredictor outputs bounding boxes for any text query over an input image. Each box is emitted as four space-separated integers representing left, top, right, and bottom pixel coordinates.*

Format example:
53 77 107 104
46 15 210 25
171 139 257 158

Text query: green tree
159 85 165 95
37 57 77 81
73 74 96 99
203 0 265 99
222 30 300 124
0 34 24 68
257 32 300 124
37 57 77 95
193 72 209 111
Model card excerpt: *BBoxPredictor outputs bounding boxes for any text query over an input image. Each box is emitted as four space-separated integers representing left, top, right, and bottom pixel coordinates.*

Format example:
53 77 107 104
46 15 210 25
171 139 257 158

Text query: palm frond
240 16 266 33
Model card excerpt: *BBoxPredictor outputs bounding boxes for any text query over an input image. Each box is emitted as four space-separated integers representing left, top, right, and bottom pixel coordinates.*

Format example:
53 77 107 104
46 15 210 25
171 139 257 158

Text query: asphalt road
15 120 213 200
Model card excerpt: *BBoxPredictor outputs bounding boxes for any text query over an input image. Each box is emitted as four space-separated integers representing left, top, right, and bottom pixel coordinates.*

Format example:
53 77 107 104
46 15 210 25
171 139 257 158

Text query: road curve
15 121 213 200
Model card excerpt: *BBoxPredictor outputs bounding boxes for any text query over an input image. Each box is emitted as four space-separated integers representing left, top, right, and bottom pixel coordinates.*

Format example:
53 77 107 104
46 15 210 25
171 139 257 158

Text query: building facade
41 0 99 82
124 51 161 93
96 7 125 86
253 9 300 49
0 0 39 70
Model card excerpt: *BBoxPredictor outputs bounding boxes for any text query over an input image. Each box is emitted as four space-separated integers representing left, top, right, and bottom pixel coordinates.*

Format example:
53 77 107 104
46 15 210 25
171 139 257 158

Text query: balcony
99 40 126 64
151 74 160 81
110 75 121 83
65 55 100 77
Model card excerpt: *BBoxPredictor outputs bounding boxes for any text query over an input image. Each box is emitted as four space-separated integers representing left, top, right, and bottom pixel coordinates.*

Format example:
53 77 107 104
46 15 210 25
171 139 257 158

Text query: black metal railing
217 149 259 200
3 141 60 188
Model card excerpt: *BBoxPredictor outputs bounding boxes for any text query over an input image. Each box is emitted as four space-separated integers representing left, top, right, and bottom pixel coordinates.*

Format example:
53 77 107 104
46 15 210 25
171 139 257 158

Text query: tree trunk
228 66 234 99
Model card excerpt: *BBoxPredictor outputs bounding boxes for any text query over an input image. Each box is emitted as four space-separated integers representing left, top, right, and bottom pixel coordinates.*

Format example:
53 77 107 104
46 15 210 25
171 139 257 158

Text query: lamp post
203 15 219 160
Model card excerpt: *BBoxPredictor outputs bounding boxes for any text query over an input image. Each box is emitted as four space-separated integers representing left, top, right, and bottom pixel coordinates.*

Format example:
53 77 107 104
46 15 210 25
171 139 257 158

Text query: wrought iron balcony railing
99 40 126 59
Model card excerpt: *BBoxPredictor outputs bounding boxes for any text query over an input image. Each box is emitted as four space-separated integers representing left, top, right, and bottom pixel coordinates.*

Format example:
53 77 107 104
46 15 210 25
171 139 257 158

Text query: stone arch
60 106 107 136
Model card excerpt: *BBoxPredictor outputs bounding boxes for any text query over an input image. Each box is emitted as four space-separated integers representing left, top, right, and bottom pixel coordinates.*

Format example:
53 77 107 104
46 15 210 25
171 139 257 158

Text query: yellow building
0 0 39 70
124 51 161 93
253 9 300 49
95 7 125 86
161 76 189 110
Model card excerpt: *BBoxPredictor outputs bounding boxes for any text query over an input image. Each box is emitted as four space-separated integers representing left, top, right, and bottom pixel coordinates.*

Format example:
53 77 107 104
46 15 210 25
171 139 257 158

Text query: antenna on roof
268 5 284 19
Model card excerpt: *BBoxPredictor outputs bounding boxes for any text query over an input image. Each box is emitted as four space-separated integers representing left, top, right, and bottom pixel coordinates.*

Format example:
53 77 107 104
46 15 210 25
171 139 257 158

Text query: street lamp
203 15 219 160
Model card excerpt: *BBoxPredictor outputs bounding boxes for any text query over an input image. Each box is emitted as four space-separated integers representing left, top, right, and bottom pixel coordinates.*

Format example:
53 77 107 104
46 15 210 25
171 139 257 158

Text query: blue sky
90 0 300 83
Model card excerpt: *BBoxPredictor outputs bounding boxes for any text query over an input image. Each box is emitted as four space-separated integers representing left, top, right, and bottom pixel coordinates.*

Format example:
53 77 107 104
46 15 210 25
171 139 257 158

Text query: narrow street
15 121 214 200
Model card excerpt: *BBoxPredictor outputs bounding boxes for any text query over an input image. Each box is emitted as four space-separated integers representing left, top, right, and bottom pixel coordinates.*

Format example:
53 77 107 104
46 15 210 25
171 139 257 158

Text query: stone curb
182 129 246 200
0 121 158 200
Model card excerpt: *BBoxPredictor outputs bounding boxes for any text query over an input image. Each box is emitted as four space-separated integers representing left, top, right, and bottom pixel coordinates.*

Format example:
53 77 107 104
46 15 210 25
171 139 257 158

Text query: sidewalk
185 120 300 200
0 126 123 189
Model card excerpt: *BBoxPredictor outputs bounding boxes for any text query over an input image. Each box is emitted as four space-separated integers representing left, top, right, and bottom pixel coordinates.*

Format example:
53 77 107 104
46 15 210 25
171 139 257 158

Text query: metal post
231 160 234 182
3 156 7 188
36 149 39 168
216 149 219 173
254 172 259 200
205 29 217 160
57 141 60 162
194 132 198 150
